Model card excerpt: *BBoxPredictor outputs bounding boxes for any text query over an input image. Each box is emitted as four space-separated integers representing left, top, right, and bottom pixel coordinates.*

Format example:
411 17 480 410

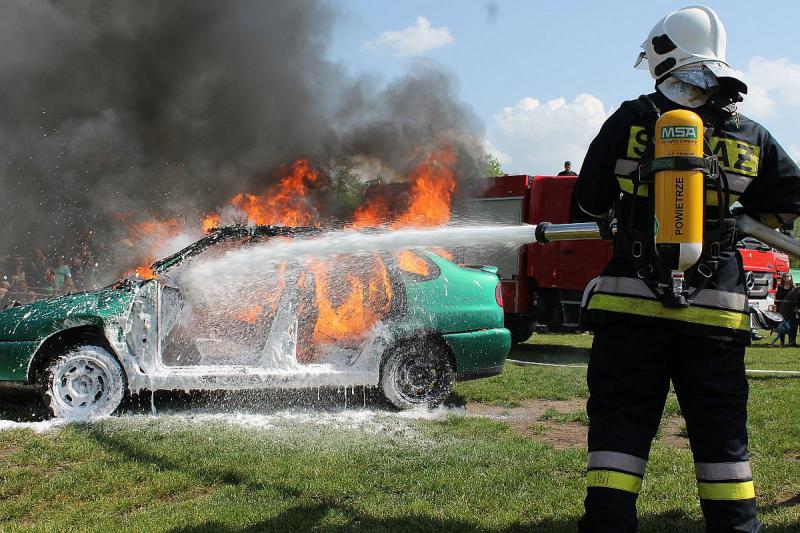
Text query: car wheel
380 340 455 410
507 317 535 344
40 345 126 419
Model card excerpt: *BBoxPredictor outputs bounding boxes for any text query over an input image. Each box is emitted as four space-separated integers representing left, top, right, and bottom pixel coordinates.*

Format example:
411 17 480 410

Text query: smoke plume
0 0 484 261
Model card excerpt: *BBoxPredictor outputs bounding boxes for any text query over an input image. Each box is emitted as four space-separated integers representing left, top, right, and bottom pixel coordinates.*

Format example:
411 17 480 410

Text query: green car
0 226 510 418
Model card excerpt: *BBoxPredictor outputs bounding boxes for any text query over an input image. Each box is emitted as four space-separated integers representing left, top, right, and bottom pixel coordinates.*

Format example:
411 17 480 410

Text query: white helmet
635 5 729 80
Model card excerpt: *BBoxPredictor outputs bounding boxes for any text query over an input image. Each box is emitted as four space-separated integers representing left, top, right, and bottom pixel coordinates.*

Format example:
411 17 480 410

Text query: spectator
10 259 27 292
27 249 50 289
775 272 794 307
54 255 75 293
9 258 37 304
771 285 800 347
557 161 577 176
44 268 57 295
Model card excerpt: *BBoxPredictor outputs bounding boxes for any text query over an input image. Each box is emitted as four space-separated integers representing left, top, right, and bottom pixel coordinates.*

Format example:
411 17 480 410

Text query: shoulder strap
621 95 661 129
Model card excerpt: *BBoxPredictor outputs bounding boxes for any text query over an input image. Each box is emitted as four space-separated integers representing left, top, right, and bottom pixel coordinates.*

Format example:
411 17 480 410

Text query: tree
484 153 503 177
328 155 366 218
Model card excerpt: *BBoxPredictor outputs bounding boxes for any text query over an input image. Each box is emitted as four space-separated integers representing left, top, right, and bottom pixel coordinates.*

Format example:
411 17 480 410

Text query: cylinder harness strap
618 95 735 308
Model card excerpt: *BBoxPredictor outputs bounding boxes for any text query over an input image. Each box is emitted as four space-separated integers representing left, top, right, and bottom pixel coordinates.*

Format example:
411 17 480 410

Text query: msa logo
661 125 698 140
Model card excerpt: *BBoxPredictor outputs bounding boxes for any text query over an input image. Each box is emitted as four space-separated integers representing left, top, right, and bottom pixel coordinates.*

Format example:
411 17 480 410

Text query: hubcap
397 357 441 401
55 358 109 409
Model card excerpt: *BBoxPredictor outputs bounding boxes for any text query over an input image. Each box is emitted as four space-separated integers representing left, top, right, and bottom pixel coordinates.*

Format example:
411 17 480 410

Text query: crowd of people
0 244 101 307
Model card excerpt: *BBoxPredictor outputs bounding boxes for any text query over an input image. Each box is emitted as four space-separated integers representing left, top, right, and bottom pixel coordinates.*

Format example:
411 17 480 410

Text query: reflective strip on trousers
588 293 751 331
593 276 749 312
586 470 643 494
588 451 647 476
695 461 753 482
698 481 756 501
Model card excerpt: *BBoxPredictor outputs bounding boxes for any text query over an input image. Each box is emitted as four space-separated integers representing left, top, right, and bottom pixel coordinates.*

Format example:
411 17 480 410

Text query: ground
1 332 799 531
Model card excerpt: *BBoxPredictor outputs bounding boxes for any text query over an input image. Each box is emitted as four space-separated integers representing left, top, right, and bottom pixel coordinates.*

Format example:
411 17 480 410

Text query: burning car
0 225 510 418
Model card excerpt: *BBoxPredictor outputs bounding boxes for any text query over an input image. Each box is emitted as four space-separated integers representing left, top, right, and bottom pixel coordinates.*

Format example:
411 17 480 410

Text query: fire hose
506 359 800 376
531 214 800 259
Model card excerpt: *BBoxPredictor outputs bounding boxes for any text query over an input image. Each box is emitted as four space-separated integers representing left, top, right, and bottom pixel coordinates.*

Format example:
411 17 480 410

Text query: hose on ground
505 359 800 376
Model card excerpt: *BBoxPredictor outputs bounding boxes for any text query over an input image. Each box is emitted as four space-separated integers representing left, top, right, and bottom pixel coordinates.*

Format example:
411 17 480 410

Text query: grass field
1 332 799 531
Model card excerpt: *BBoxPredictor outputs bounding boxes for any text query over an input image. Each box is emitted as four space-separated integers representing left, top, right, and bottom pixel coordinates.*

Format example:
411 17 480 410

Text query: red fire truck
460 175 790 343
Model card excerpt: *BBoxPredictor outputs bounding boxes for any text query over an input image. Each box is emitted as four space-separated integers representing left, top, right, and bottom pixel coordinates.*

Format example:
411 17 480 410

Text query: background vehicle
462 175 791 343
737 237 789 299
0 226 510 417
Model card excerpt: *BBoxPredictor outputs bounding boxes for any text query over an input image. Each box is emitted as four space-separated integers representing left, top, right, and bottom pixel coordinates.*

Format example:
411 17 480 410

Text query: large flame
351 144 456 229
310 255 393 345
203 159 319 230
392 146 456 228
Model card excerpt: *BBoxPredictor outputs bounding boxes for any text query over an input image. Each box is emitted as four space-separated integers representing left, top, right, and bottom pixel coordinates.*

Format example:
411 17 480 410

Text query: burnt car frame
0 225 511 417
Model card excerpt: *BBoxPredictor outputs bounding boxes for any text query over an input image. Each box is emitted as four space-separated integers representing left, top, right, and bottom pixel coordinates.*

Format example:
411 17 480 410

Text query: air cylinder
654 109 704 273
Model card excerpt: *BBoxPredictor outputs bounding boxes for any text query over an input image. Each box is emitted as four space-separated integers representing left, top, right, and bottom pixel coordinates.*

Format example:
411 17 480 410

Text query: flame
310 255 393 345
122 218 184 279
352 196 390 229
431 247 454 261
233 304 264 324
203 213 221 233
392 146 456 228
396 250 430 276
203 159 319 230
350 145 457 230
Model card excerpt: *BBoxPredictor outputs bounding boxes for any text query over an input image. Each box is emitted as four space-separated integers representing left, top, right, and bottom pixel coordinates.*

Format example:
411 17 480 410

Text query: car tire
40 345 126 419
380 340 455 410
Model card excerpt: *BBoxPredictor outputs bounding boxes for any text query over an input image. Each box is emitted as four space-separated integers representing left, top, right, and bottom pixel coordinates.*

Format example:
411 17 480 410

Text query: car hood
0 283 139 342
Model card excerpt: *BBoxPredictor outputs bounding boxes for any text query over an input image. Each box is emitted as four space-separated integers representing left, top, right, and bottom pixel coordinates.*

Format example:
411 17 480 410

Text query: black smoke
0 0 484 261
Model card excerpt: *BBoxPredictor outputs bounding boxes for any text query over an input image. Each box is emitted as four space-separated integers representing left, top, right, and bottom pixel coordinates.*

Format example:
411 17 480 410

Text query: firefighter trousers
578 322 759 533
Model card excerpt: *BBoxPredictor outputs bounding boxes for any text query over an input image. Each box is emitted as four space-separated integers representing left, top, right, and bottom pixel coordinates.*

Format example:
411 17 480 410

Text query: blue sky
327 1 800 174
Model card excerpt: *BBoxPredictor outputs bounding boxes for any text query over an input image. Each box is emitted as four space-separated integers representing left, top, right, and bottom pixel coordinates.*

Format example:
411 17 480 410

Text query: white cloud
788 144 800 164
736 57 800 120
367 16 454 57
483 138 512 167
490 93 610 174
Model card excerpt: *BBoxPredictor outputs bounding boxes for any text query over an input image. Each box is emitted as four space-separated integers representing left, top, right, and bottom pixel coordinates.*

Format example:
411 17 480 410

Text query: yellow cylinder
654 109 704 272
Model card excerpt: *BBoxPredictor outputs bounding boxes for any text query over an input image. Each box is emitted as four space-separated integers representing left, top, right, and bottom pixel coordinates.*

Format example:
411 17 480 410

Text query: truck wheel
40 345 126 419
380 341 455 410
507 318 535 344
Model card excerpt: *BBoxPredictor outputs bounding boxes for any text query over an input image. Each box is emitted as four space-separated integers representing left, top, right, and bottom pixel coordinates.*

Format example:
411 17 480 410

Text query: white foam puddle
0 418 73 433
0 405 465 437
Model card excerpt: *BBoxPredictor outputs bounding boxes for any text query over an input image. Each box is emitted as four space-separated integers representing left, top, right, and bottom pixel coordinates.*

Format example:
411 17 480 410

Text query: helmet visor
634 42 649 70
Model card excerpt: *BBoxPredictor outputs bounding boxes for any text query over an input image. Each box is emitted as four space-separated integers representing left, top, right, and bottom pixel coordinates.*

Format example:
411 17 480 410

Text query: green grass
0 332 798 531
453 333 590 406
539 407 589 426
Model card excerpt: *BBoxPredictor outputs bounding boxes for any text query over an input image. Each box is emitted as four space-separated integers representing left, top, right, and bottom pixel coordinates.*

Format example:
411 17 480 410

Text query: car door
125 281 159 368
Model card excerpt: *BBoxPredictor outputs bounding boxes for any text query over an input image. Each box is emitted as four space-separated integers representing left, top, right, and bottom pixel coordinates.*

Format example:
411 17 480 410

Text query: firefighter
572 6 800 532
